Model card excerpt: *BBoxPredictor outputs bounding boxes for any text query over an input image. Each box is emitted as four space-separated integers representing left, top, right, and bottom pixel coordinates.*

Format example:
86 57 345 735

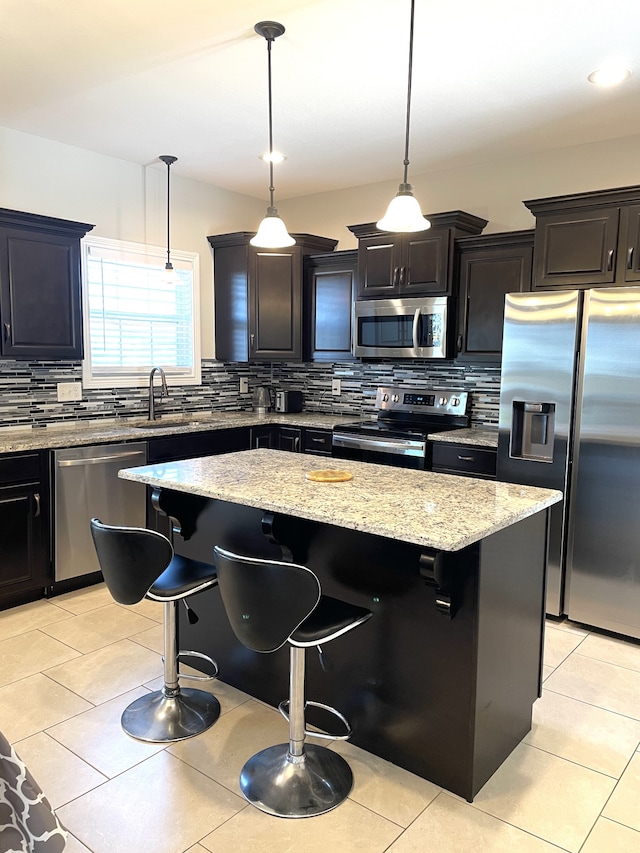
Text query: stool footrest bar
278 699 352 741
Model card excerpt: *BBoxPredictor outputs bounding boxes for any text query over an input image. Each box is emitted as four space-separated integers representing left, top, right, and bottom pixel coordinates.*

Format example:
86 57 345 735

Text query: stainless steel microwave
353 296 450 359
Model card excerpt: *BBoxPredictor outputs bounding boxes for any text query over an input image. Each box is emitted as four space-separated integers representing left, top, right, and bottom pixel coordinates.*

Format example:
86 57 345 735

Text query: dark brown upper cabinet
304 249 357 361
0 208 94 360
348 211 487 300
209 233 337 362
455 230 534 363
525 186 640 289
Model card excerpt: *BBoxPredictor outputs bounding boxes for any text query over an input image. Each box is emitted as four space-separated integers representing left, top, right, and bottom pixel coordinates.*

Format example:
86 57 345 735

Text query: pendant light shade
252 208 295 248
250 21 295 249
159 154 180 283
377 0 430 233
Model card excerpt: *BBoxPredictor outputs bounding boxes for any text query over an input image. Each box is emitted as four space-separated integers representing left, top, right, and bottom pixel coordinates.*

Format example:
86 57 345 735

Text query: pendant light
377 0 430 233
159 154 179 282
250 21 295 248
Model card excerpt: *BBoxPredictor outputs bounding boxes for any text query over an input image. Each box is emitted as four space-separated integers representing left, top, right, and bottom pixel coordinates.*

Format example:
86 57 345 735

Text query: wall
278 132 640 248
2 125 640 431
0 359 500 429
0 125 264 359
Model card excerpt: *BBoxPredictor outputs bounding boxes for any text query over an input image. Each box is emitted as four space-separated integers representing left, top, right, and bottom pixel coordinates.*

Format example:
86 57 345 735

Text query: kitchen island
120 449 561 801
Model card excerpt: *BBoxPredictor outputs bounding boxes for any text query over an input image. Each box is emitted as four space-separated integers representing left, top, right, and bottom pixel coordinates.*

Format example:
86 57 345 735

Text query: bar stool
90 518 220 743
213 544 372 818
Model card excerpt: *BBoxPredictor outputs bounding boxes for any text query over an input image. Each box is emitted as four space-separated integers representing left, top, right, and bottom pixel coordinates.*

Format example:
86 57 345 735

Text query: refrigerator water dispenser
510 402 555 462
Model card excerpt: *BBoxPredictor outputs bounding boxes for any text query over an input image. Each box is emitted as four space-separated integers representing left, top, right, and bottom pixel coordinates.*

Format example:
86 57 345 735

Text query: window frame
81 234 201 389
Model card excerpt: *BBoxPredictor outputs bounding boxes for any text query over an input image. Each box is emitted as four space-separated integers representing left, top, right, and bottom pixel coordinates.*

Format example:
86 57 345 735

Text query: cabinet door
356 235 400 298
403 230 452 295
457 245 533 362
277 427 302 453
306 254 356 361
620 205 640 282
251 426 276 449
0 228 83 359
0 482 47 602
532 208 620 289
249 247 302 360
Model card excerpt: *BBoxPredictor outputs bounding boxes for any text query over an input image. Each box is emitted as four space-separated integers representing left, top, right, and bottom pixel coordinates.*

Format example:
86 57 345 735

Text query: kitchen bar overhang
120 448 561 801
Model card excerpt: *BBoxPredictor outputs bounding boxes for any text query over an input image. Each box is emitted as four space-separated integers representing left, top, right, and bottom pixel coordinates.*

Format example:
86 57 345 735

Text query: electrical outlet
239 377 249 394
332 378 342 396
57 382 83 402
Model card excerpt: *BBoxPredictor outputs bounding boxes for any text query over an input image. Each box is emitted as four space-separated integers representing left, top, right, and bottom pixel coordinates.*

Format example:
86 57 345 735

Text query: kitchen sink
132 419 203 429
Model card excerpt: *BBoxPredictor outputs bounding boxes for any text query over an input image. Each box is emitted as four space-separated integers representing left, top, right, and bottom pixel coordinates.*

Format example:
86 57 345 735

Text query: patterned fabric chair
0 729 67 852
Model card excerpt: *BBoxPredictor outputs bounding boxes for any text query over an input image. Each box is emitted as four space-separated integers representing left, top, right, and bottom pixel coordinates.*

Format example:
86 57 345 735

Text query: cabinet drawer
0 452 41 485
431 443 497 478
303 429 332 456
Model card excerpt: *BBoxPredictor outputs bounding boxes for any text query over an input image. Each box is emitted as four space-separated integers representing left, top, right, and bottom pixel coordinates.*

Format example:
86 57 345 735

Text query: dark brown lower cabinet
0 452 49 608
431 442 497 479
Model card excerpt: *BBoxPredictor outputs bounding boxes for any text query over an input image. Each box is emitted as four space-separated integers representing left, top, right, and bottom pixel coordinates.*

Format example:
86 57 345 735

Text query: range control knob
439 396 448 406
381 393 389 402
450 396 460 406
392 394 400 402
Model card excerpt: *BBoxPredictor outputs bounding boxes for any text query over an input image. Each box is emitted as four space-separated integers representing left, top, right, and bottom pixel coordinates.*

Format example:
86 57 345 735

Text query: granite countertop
0 411 357 454
119 448 561 552
428 427 498 449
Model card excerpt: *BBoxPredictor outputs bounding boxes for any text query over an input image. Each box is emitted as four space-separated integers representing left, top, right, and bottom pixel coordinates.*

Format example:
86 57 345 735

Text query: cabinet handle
393 267 399 287
457 334 463 352
628 247 634 270
250 333 255 348
607 249 615 271
3 323 9 341
294 436 300 452
310 437 325 443
34 492 41 518
457 455 475 461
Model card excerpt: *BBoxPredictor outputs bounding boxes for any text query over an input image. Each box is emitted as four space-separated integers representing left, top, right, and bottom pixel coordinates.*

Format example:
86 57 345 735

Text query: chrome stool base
240 743 353 818
121 688 220 743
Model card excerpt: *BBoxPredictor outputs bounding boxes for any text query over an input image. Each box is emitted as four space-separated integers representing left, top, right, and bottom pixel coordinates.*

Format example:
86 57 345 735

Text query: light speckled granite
428 427 498 449
119 448 561 552
0 412 354 454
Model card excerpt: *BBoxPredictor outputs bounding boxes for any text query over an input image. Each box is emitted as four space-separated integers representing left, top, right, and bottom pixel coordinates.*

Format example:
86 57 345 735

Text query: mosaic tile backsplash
0 359 501 429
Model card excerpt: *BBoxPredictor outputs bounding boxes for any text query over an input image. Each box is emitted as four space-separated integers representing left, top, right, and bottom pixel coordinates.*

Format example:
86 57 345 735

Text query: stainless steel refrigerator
497 287 640 638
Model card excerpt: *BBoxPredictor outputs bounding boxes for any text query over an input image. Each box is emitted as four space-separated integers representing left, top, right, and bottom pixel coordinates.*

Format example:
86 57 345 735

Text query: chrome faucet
148 366 169 420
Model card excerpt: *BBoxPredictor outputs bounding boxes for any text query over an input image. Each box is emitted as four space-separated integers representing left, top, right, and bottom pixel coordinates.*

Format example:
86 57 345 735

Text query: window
82 236 200 388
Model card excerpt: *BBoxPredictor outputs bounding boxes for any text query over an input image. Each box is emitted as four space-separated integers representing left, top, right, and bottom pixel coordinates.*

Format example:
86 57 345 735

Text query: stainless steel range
332 386 469 470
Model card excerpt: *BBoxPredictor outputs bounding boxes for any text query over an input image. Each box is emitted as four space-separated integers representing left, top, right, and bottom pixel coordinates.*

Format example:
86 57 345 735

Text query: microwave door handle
412 308 420 351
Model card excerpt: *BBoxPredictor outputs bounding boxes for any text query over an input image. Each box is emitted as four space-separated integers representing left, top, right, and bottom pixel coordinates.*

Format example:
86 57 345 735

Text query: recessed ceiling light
259 151 286 164
587 66 632 87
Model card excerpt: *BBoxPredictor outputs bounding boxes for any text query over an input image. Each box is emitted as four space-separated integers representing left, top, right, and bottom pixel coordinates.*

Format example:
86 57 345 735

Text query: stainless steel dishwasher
52 442 147 582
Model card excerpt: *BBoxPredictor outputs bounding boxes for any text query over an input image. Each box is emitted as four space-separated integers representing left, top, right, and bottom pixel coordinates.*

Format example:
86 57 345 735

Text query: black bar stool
213 544 372 818
90 518 220 742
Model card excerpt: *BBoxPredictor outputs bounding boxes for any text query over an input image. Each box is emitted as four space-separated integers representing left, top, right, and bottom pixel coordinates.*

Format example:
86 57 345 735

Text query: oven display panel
403 393 435 406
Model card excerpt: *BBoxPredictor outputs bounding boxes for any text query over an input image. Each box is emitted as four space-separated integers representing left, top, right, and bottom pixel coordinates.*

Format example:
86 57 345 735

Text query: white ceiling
2 0 640 200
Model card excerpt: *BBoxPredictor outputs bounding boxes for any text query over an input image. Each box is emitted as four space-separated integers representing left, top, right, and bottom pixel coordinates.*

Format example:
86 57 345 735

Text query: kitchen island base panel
154 490 548 802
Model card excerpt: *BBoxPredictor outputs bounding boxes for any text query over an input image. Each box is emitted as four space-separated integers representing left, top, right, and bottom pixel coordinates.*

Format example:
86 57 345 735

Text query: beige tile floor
1 586 640 852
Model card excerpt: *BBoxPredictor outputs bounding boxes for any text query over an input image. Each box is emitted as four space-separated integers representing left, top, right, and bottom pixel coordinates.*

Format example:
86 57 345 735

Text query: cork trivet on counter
305 469 353 483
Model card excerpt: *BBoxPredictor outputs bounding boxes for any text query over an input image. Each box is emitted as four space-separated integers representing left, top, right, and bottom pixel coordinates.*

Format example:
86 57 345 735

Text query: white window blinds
82 236 200 388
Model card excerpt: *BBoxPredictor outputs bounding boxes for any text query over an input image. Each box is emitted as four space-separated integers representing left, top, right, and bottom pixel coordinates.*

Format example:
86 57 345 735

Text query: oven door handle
332 433 426 456
412 308 421 352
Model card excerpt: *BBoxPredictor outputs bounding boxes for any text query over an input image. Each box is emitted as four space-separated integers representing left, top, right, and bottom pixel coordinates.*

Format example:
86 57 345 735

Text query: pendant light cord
266 35 276 211
166 160 172 267
159 155 177 269
402 0 416 186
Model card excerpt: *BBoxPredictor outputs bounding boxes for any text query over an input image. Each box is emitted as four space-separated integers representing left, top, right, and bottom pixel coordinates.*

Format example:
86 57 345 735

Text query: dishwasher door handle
56 450 146 467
